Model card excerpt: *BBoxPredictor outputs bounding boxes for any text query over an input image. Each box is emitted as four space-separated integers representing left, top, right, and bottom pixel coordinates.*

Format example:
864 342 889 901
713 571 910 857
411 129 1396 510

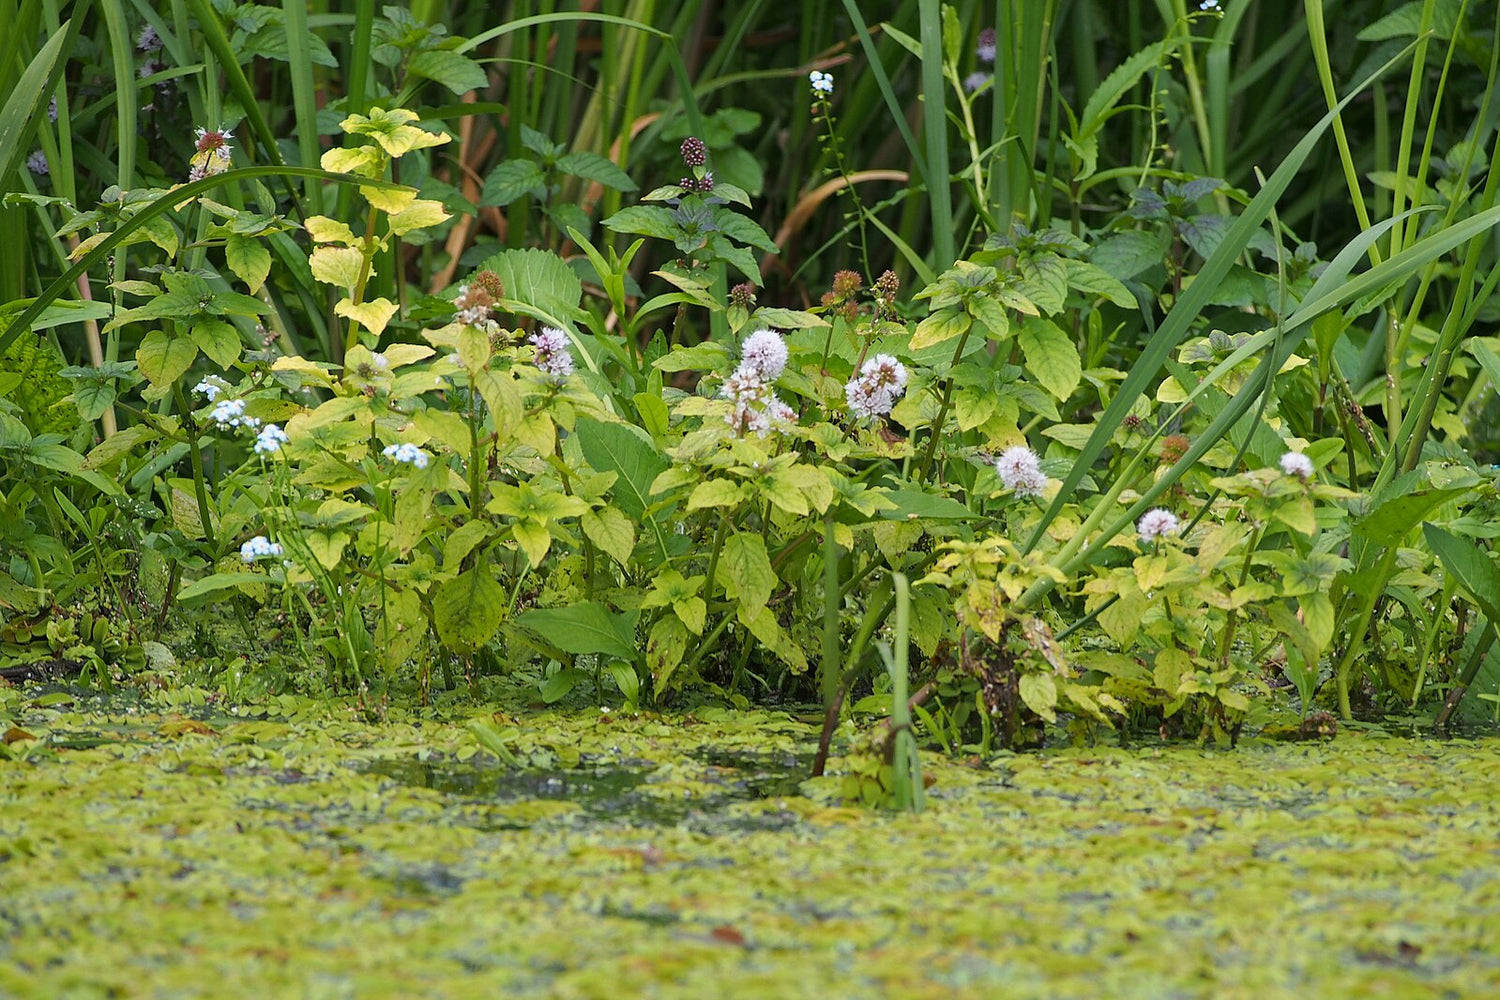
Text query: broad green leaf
433 564 507 653
555 151 637 191
1017 317 1082 401
716 532 775 611
1018 672 1058 721
408 48 488 95
176 571 272 605
478 246 586 324
581 507 635 565
575 418 668 521
481 160 546 207
136 331 198 385
1424 524 1500 624
603 205 679 241
512 519 551 567
910 307 970 350
878 488 974 520
191 320 241 369
224 234 271 293
648 614 690 691
515 602 637 660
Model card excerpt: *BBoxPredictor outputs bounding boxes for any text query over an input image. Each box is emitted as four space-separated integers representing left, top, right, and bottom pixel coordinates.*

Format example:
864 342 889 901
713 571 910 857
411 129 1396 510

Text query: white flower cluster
995 445 1048 499
254 424 289 456
1199 0 1220 10
722 329 793 436
382 442 431 469
1137 508 1181 543
810 70 834 95
845 354 908 421
240 535 283 563
208 397 260 430
26 150 48 175
1279 451 1313 480
188 127 234 182
529 327 575 380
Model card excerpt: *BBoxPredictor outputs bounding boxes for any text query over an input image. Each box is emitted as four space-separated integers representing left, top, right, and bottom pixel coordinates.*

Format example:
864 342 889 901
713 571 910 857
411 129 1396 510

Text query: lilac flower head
721 370 791 437
240 535 283 563
964 72 991 94
137 24 162 52
844 353 908 421
1137 508 1181 543
996 445 1047 498
529 327 575 380
1279 451 1313 480
977 28 997 63
25 150 47 175
737 329 788 383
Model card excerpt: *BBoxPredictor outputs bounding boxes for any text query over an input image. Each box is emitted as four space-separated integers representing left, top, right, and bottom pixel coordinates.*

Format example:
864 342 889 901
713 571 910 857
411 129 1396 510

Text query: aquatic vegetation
2 692 1499 996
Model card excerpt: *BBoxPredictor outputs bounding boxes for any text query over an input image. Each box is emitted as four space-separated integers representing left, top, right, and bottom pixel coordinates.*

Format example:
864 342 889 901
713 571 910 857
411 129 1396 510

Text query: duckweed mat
2 693 1499 998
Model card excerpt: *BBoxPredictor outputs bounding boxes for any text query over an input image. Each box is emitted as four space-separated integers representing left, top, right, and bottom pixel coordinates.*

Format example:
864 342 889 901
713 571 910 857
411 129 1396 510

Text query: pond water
2 689 1499 997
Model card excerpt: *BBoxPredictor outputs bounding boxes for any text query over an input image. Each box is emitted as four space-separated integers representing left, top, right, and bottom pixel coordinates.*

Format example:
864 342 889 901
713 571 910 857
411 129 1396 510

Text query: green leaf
191 320 241 369
515 602 637 660
480 159 546 207
574 418 668 521
647 615 690 691
878 488 974 520
1356 479 1472 547
176 572 272 605
310 246 366 293
688 478 747 510
652 341 732 373
224 234 272 294
1018 317 1082 401
1423 525 1500 624
580 507 635 565
555 151 637 192
910 307 970 350
407 48 488 95
136 331 198 386
433 565 508 654
716 532 775 611
603 205 680 241
478 247 586 325
1018 672 1058 722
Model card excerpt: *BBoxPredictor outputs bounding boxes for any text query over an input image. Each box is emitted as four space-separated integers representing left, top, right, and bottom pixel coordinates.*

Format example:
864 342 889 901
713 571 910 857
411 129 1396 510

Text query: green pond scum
2 687 1499 999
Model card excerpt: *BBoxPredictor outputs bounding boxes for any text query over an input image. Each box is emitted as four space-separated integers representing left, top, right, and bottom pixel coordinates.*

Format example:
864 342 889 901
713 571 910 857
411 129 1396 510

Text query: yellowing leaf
512 519 551 568
362 184 418 215
310 246 366 292
581 507 635 566
335 297 399 337
910 306 971 350
320 146 382 176
304 216 359 245
387 199 451 236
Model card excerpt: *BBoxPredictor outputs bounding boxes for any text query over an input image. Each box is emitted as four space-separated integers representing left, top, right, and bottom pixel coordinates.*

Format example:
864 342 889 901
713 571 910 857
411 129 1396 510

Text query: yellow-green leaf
910 306 971 350
335 297 399 338
304 216 359 245
512 519 551 568
310 246 366 293
1017 316 1082 401
581 507 635 565
136 330 198 385
224 234 271 293
387 199 451 236
191 319 241 369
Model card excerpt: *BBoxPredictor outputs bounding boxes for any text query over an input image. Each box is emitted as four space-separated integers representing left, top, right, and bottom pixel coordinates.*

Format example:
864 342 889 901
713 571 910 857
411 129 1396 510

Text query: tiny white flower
208 397 246 428
1279 451 1314 480
254 423 289 456
737 328 788 383
193 377 228 402
1199 0 1220 10
1138 508 1181 543
240 535 283 563
810 70 834 95
964 72 991 94
25 150 48 175
370 351 389 368
382 442 430 469
996 445 1047 498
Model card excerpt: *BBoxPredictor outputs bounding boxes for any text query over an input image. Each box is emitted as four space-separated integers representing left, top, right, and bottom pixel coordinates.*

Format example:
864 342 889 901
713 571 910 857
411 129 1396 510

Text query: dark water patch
359 749 813 830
